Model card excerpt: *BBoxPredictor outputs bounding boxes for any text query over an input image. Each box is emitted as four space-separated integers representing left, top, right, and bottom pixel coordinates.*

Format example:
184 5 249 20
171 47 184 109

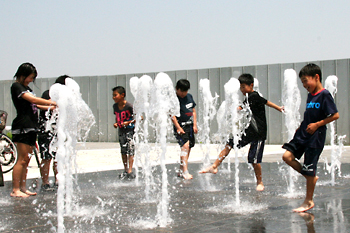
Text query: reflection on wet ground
0 161 349 232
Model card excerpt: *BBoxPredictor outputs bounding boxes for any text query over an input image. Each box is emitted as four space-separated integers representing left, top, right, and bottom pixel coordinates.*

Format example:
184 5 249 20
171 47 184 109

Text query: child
38 75 70 191
200 73 283 191
10 63 56 197
282 63 339 212
171 79 198 180
112 86 136 179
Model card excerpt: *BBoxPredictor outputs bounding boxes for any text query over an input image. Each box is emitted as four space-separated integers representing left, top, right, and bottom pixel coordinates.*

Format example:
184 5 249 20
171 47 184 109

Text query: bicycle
0 110 41 174
0 110 18 173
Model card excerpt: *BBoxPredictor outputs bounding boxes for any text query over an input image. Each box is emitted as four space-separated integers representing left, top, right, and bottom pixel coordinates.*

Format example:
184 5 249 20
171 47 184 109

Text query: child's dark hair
176 79 190 92
14 62 37 82
238 73 254 85
112 86 126 97
55 75 71 85
299 63 322 82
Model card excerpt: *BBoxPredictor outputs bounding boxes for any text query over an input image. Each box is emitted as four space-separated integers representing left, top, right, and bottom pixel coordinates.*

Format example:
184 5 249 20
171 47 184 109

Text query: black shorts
12 131 37 147
227 138 265 163
174 124 195 148
119 130 135 156
38 132 55 160
282 139 323 177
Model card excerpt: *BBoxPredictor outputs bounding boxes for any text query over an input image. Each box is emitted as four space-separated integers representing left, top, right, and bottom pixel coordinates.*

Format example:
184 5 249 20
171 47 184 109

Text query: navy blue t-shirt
176 93 196 124
293 89 338 148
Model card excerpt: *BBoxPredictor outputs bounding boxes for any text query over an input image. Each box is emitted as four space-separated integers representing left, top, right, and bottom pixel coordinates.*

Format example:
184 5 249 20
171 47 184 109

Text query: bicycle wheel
0 134 18 173
29 141 41 168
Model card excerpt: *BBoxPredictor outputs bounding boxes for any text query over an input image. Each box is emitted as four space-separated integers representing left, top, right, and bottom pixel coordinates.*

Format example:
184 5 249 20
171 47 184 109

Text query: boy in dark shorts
200 73 283 191
112 86 136 179
282 63 339 212
171 79 198 180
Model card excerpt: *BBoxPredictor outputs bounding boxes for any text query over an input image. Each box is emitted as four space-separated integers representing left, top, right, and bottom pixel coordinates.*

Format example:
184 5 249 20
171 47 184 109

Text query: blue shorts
227 138 265 163
174 124 195 148
282 139 323 177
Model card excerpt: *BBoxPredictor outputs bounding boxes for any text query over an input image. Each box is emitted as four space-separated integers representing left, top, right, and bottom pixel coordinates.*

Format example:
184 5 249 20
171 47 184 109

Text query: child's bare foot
22 190 37 196
256 183 264 191
183 172 193 180
10 190 29 198
293 200 315 212
199 165 218 174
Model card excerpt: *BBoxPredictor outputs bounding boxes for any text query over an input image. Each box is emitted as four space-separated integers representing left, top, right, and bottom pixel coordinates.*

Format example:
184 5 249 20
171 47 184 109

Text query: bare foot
10 190 29 198
256 183 265 191
293 200 315 212
199 166 218 174
22 190 37 196
182 172 193 180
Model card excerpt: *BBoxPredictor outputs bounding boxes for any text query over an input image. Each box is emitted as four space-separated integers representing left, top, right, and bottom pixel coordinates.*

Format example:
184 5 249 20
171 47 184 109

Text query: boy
38 75 70 191
172 79 198 180
112 86 136 179
282 63 339 212
200 73 283 191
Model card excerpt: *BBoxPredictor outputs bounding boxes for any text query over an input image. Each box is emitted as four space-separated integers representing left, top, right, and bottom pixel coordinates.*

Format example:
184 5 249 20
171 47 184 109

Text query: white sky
1 0 349 80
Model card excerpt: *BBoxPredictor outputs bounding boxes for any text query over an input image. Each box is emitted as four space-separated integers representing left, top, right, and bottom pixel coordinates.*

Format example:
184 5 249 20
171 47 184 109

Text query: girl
10 63 57 197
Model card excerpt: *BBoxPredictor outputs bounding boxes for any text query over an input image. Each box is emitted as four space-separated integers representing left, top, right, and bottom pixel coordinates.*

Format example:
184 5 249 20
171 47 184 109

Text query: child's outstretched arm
266 101 284 112
306 112 339 135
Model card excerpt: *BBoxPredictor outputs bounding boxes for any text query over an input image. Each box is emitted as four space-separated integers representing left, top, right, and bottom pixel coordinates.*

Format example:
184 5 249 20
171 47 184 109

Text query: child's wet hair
238 73 254 85
14 62 37 82
55 75 71 85
299 63 322 82
176 79 190 92
112 86 126 97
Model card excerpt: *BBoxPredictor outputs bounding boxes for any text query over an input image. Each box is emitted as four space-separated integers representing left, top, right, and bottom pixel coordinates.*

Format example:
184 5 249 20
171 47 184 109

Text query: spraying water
223 78 245 207
49 78 95 232
324 75 346 186
150 72 179 227
282 69 301 197
131 75 155 201
198 79 218 166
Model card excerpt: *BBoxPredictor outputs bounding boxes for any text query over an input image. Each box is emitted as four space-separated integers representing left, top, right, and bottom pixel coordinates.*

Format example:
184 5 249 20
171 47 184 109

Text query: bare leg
53 161 58 185
180 142 193 180
293 175 318 212
11 143 36 197
199 145 231 174
282 150 317 212
121 154 128 172
253 163 264 191
282 150 302 173
40 158 52 185
128 155 134 174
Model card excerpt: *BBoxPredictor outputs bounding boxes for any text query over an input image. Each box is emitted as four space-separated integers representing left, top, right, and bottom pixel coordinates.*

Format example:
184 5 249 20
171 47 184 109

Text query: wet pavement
0 145 350 232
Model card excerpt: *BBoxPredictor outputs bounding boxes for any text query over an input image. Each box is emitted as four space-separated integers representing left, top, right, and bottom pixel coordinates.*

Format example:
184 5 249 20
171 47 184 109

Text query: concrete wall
1 59 349 145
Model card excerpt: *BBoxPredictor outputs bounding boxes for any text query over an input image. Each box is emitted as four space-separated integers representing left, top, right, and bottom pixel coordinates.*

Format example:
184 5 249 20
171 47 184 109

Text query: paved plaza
0 143 350 232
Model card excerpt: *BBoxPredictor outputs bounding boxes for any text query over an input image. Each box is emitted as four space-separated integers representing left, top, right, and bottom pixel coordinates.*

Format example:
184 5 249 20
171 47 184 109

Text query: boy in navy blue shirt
282 63 339 212
171 79 198 180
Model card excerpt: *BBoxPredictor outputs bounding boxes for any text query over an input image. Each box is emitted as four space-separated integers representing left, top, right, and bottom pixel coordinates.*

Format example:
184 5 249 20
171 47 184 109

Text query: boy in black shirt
200 74 283 191
282 63 339 212
113 86 136 179
172 79 198 180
